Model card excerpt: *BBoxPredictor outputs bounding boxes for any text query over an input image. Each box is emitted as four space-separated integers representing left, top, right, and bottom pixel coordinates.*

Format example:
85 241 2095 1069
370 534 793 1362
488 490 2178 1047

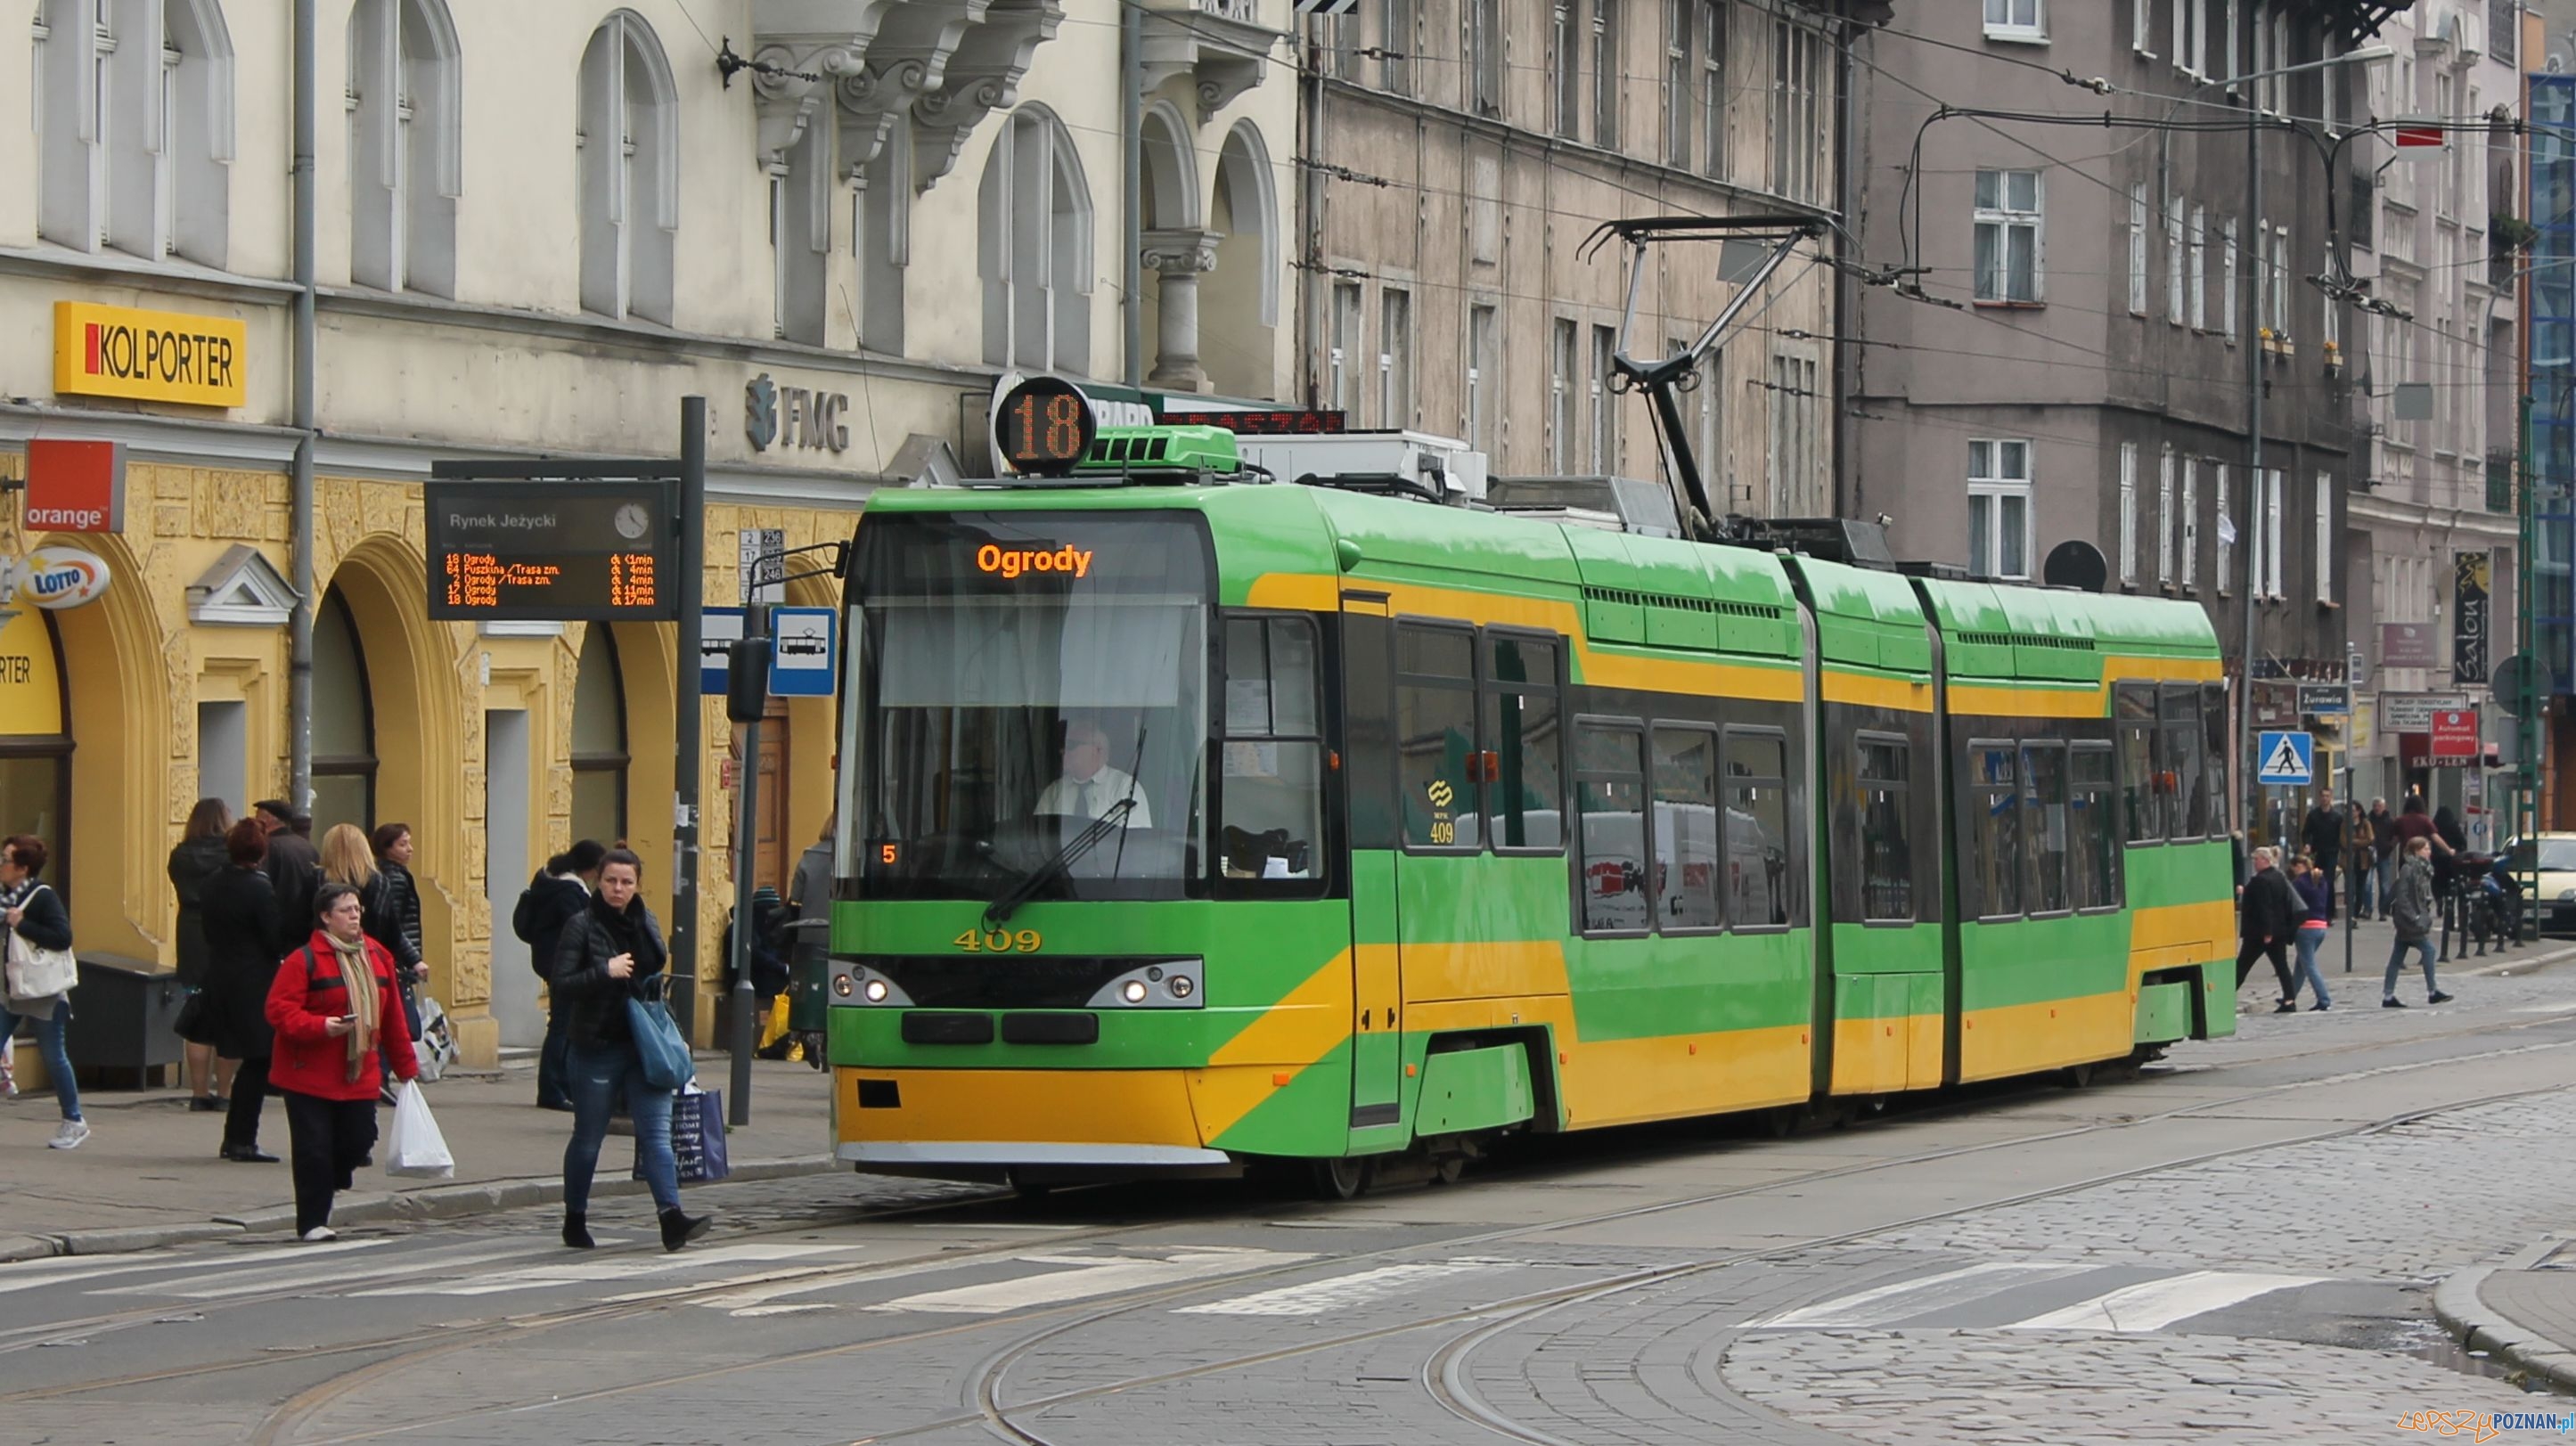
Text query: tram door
1341 595 1406 1130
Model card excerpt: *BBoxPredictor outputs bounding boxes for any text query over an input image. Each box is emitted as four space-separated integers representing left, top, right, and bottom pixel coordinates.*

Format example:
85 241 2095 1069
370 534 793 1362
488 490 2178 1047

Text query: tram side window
1968 740 2022 919
1574 720 1649 934
2161 686 2207 839
2023 741 2070 914
1858 735 1911 922
1220 615 1325 884
1485 633 1565 851
2070 743 2121 911
1395 625 1481 849
1724 729 1792 929
2201 682 2230 835
1652 724 1722 931
2116 685 2159 844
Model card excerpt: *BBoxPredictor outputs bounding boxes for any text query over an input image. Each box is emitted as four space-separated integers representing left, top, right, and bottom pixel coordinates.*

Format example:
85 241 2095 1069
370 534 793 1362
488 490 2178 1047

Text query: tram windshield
853 512 1210 901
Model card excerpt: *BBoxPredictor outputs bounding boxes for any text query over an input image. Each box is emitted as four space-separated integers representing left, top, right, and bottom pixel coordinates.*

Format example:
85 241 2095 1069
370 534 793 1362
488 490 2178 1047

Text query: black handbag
173 988 219 1046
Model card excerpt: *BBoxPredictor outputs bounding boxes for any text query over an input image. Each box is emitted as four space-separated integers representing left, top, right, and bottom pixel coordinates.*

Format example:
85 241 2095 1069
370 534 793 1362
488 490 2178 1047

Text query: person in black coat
368 823 429 1042
2236 846 2300 1004
255 801 322 945
199 819 283 1162
168 797 234 1110
550 848 707 1253
515 839 604 1110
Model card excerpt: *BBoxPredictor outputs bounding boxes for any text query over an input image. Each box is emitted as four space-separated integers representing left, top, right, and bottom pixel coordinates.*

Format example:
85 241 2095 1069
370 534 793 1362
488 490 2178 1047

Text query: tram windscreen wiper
982 799 1138 928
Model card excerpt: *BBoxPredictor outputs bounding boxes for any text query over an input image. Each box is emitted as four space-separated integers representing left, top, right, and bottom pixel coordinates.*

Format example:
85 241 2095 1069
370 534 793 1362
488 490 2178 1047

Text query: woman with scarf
552 847 709 1252
265 882 419 1241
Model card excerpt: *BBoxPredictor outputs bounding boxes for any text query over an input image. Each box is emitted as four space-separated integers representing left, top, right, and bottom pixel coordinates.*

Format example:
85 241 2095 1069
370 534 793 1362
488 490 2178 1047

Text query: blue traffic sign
699 607 745 695
2256 730 2314 787
767 606 838 697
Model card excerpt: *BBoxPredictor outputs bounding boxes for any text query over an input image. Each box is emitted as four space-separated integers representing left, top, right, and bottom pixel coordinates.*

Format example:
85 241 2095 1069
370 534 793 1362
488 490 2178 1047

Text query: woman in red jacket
265 882 419 1241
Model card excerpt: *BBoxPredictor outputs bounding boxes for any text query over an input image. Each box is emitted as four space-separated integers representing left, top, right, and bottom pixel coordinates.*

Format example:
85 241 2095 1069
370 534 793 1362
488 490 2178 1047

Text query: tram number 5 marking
954 928 1043 954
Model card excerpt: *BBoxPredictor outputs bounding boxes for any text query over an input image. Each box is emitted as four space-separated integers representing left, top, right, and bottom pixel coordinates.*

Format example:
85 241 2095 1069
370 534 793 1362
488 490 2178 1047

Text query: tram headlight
863 977 890 1002
1121 979 1149 1004
1167 974 1195 999
832 973 855 998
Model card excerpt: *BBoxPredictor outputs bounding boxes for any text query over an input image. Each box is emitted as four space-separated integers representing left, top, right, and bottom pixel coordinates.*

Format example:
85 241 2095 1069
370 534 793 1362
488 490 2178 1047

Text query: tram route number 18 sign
424 481 679 622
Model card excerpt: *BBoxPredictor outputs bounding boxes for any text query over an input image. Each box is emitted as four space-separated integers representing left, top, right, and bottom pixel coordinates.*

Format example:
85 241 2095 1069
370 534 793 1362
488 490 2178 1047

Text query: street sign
767 607 838 697
2379 690 2471 732
740 527 785 605
2257 731 2314 787
425 480 676 622
2380 623 2438 668
2393 121 2447 153
2454 551 2490 684
2297 683 2351 716
2430 708 2480 763
699 607 745 694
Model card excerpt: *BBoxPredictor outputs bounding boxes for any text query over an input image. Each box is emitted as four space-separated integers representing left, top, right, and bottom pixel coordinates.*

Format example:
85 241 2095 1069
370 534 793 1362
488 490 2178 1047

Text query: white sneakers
46 1118 88 1149
300 1226 337 1243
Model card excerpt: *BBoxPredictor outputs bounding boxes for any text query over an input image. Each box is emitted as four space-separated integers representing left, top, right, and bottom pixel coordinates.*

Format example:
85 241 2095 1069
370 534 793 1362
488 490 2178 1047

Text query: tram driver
1035 719 1154 829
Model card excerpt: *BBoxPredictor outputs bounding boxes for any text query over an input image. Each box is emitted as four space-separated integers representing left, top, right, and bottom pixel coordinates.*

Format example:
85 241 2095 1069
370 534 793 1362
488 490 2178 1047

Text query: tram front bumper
836 1066 1234 1179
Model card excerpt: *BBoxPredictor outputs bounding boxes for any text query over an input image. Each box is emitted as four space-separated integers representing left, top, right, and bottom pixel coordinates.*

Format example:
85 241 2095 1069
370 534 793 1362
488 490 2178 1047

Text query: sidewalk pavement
0 1054 838 1262
2434 1240 2576 1394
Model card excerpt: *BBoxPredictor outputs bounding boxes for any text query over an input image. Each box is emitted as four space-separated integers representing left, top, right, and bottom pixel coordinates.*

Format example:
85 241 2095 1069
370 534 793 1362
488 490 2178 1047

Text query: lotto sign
2430 709 2480 763
2256 731 2314 787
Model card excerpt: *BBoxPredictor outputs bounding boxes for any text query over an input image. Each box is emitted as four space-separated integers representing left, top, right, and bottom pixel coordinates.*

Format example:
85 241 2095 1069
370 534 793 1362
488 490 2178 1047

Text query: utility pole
672 396 707 1042
2239 93 2266 841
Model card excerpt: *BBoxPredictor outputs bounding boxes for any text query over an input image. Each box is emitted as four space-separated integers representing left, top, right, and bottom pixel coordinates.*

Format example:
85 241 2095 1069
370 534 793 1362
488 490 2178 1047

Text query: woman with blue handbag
550 847 709 1252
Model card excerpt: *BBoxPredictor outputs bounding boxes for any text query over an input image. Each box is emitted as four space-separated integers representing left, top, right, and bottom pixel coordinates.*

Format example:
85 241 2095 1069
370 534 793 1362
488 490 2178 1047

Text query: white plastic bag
385 1080 454 1180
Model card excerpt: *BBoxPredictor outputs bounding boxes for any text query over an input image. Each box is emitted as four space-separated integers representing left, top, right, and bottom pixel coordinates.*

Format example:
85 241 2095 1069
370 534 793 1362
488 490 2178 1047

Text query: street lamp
2215 42 2392 841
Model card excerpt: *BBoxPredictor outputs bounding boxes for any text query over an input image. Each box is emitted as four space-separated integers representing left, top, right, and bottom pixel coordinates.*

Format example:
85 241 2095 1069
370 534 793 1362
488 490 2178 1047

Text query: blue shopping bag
670 1087 731 1183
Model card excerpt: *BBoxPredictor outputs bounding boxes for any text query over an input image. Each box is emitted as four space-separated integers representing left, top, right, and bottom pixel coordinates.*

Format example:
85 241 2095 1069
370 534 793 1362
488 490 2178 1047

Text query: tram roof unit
1911 574 2220 686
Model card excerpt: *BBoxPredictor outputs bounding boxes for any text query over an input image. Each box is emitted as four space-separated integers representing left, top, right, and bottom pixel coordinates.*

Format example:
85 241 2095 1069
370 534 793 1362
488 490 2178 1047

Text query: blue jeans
561 1040 678 1214
0 1001 79 1121
2385 935 2438 1001
2349 860 2376 918
2292 927 2333 1008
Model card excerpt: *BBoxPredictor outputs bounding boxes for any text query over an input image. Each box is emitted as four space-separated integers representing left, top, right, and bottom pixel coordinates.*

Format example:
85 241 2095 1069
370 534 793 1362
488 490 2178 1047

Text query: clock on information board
424 481 679 622
994 375 1099 478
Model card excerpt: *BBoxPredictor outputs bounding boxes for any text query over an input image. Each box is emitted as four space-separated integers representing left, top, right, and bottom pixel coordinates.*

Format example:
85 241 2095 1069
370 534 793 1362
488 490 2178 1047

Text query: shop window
311 586 376 837
1724 728 1791 928
1652 723 1721 931
1483 633 1562 851
1968 739 2021 919
569 625 626 847
1394 624 1478 850
2023 740 2070 914
2071 742 2120 911
1859 734 1911 921
1220 614 1325 888
1574 718 1648 935
2116 684 2159 843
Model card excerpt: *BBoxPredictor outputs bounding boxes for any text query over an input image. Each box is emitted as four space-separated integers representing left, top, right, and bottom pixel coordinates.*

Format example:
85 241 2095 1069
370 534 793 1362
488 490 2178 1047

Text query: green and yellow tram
823 427 2236 1192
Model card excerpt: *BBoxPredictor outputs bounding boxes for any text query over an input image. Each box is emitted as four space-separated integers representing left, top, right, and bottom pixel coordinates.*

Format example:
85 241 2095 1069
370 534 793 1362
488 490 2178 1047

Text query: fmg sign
52 301 247 409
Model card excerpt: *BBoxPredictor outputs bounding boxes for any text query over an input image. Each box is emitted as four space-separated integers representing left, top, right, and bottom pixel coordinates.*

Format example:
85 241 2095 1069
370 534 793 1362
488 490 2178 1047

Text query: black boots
562 1211 594 1250
658 1207 711 1252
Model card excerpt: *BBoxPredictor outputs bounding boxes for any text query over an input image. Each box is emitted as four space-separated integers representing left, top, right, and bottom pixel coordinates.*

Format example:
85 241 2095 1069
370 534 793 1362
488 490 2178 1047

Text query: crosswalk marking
1175 1262 1493 1317
100 1244 547 1300
0 1239 395 1298
2000 1271 2325 1332
345 1241 858 1298
871 1248 1313 1316
1754 1262 2092 1329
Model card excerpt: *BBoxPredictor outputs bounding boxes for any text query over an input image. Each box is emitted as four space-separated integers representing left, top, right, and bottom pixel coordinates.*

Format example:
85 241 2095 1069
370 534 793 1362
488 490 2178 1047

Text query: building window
1974 168 2041 304
1664 0 1691 169
2268 5 2286 112
2157 443 2176 584
2133 0 2151 53
1699 0 1727 180
2127 184 2148 315
2166 198 2184 322
2222 0 2238 81
2313 470 2333 603
1329 280 1362 412
1969 438 2032 581
1550 318 1576 470
978 107 1093 372
2173 0 2196 74
2181 457 2199 587
1467 303 1497 449
1769 349 1820 516
312 585 376 838
2264 467 2285 598
2118 440 2138 584
2188 205 2206 330
2215 463 2232 593
38 0 235 266
1591 0 1619 145
1468 0 1501 118
2222 216 2239 339
1590 323 1618 472
1552 1 1581 139
1382 0 1411 95
1323 11 1356 79
1770 17 1823 203
348 0 460 297
1983 0 2043 42
766 166 789 339
2268 224 2289 336
1378 288 1412 429
1695 345 1722 500
570 624 628 847
577 12 678 324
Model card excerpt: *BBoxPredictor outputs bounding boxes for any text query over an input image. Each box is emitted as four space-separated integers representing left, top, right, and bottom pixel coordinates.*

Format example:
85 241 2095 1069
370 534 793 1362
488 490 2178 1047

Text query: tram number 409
953 928 1043 954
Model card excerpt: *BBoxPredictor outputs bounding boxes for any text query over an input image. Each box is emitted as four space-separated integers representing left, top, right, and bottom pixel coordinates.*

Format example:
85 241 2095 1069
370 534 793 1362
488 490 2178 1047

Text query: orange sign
975 543 1095 580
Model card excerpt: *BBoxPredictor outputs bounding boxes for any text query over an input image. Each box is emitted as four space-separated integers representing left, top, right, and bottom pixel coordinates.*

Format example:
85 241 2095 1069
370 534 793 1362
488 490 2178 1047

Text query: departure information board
425 481 679 621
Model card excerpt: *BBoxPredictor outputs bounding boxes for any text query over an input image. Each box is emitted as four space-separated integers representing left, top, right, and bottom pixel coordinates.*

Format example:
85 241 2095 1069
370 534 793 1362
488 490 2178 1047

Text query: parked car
2506 834 2576 935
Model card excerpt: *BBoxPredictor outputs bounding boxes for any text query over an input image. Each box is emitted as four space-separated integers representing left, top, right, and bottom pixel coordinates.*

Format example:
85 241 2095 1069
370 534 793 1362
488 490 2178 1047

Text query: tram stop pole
722 606 772 1128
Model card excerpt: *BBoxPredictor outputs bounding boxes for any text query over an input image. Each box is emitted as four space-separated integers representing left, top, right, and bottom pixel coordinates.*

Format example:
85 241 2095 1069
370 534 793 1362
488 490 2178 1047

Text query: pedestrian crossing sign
2257 730 2313 787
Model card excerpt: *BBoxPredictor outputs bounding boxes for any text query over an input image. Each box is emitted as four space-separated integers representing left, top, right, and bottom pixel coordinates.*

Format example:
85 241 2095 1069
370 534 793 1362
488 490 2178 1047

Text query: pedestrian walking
2302 789 2344 918
552 847 709 1253
2367 797 2396 918
2343 801 2376 921
255 801 322 944
265 883 419 1241
2384 836 2455 1009
2287 854 2334 1012
168 798 236 1111
368 823 429 1043
0 836 84 1149
201 818 283 1163
513 840 604 1111
2237 846 2299 1009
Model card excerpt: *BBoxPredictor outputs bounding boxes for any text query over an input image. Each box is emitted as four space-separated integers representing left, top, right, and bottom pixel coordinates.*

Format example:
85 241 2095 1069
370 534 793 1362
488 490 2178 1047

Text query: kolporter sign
52 302 248 409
